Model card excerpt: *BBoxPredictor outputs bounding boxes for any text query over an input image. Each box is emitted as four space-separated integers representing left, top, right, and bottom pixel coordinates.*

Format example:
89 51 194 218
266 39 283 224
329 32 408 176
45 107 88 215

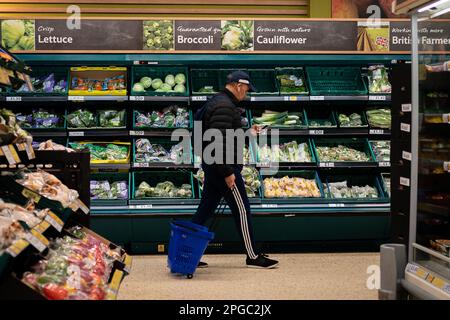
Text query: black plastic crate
190 69 220 95
248 69 278 95
132 170 194 199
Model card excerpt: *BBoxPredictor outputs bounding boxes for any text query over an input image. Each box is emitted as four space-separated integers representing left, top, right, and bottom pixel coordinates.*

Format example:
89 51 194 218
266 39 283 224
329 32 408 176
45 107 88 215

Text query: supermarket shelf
257 162 317 169
68 96 128 102
0 96 68 102
68 129 129 138
90 163 131 170
132 162 194 169
400 278 440 300
130 95 190 102
261 128 391 137
129 130 190 137
27 130 67 137
418 202 450 219
129 198 200 206
309 95 369 101
317 161 379 168
249 95 309 102
191 95 390 103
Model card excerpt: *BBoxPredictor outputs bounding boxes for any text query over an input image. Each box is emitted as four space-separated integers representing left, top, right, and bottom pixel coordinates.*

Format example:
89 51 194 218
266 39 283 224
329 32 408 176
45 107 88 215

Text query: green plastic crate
275 67 309 95
131 66 189 96
305 107 337 128
19 108 67 132
306 67 368 96
248 69 278 96
1 66 69 97
261 170 325 201
133 107 192 130
312 138 376 163
133 137 192 165
132 170 194 199
335 108 369 128
251 108 308 129
66 108 127 130
254 136 316 165
190 69 220 95
323 174 388 202
90 172 130 205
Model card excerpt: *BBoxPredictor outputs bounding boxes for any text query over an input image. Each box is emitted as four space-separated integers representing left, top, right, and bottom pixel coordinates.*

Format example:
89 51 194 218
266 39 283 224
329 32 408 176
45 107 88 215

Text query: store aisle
118 253 380 300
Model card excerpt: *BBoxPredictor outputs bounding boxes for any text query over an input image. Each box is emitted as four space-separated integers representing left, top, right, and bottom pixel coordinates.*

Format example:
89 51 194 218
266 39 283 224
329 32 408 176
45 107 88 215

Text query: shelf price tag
133 163 149 168
15 143 26 151
369 95 387 101
129 204 152 209
6 239 29 257
45 211 64 232
444 162 450 172
25 141 35 160
443 114 450 124
129 130 144 136
400 177 410 187
258 162 272 168
123 254 132 274
379 162 390 167
68 96 85 101
309 130 324 135
283 96 298 101
250 97 256 101
69 131 84 137
192 96 207 102
130 96 145 101
310 96 325 101
1 145 19 165
402 104 412 112
77 199 90 214
34 221 51 234
402 151 412 161
401 123 411 133
25 230 49 252
369 129 384 135
262 204 278 208
6 96 22 102
22 188 41 203
329 203 345 208
319 162 335 168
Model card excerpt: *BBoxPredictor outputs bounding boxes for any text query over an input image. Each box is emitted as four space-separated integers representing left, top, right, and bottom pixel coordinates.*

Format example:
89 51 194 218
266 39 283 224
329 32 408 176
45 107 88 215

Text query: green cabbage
140 77 152 89
174 84 186 93
165 74 175 87
160 83 172 92
133 83 145 92
1 20 25 48
151 78 163 90
175 73 186 85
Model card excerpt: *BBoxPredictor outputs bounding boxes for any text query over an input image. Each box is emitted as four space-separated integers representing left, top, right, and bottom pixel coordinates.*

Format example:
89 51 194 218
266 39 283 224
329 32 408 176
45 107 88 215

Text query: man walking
193 70 279 269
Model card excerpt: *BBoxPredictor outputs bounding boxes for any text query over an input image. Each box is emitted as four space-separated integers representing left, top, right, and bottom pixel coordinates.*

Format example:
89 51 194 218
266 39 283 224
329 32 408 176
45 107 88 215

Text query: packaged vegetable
66 109 95 128
370 141 390 162
98 109 126 128
135 181 192 198
258 141 312 163
368 65 391 93
324 180 379 199
366 108 391 129
316 144 370 162
338 112 365 127
135 105 189 128
263 176 321 198
252 110 305 128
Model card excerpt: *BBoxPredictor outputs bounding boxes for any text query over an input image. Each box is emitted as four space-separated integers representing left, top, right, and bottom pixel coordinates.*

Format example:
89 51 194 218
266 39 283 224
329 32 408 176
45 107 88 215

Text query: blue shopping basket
168 220 215 279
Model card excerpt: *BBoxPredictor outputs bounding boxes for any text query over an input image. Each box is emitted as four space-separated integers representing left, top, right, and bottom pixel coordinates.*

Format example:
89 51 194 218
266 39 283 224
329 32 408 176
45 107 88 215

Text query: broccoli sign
174 21 221 51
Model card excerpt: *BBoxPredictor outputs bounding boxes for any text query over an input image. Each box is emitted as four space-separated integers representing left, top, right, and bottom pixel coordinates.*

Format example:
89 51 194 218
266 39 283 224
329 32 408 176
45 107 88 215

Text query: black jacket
201 88 244 178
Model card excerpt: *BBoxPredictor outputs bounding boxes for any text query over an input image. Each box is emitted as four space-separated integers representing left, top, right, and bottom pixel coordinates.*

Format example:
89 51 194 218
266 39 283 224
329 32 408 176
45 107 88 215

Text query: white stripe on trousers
232 187 257 259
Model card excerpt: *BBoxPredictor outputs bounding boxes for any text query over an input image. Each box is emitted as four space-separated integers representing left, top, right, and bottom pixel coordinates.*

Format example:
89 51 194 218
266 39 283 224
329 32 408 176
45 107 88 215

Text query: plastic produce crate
18 108 67 132
306 67 367 96
323 174 388 202
90 172 130 206
381 173 391 198
69 67 127 96
66 108 127 130
69 141 131 164
133 106 192 130
248 69 278 96
260 170 325 202
334 107 369 128
132 170 194 199
131 66 189 96
251 108 308 129
275 67 309 95
312 138 376 163
305 107 337 128
190 69 220 95
133 137 192 166
254 136 316 166
1 66 69 97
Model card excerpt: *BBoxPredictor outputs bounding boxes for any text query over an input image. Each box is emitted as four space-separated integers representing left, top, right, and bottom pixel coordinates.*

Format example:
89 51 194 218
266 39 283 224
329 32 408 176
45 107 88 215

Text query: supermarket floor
118 252 380 300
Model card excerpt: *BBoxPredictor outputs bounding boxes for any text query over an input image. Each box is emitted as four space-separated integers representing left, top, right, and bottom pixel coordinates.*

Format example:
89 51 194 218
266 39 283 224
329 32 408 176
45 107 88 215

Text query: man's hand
250 124 266 136
225 174 236 189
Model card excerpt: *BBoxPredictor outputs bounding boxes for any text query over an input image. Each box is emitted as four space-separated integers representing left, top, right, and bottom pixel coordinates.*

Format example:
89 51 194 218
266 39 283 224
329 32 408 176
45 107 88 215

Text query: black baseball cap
226 70 257 92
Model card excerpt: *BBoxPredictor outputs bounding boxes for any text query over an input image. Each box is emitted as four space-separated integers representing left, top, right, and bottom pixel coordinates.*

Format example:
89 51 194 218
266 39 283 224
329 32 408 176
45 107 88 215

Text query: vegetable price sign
174 21 221 51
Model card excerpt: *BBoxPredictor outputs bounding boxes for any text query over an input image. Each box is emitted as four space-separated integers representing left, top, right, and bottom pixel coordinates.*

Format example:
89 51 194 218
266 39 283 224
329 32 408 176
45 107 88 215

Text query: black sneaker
197 261 208 268
246 254 279 269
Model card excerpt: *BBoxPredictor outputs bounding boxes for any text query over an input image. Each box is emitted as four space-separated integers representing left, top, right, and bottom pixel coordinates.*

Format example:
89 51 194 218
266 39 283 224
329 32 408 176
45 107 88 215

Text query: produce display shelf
129 130 190 137
90 163 131 170
418 202 450 219
26 130 67 138
68 96 128 102
68 130 129 138
249 95 310 102
309 95 369 101
317 161 379 168
259 128 391 137
132 162 194 169
129 198 200 206
257 162 317 169
0 96 68 102
130 96 190 102
91 199 129 207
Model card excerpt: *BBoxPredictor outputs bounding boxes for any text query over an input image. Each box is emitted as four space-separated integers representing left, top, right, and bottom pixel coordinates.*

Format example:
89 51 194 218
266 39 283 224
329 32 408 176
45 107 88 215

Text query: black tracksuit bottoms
192 164 258 259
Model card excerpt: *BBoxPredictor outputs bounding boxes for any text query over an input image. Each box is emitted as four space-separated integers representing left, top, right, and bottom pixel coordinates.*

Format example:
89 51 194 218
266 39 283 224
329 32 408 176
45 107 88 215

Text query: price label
1 145 19 165
309 130 324 135
402 151 412 161
130 96 145 101
369 95 387 101
68 96 85 101
129 130 144 136
288 96 298 101
25 231 47 252
45 211 64 232
443 114 450 124
402 104 412 112
69 131 84 137
16 143 26 151
401 123 411 133
369 129 384 135
123 254 132 273
6 96 22 102
77 199 90 214
130 204 152 209
319 162 335 168
310 96 325 101
262 204 278 208
379 162 390 167
6 239 29 257
258 162 272 168
25 142 35 160
329 203 345 208
444 162 450 172
34 221 50 234
400 177 410 187
192 96 207 102
22 188 41 203
134 163 149 168
250 97 256 101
